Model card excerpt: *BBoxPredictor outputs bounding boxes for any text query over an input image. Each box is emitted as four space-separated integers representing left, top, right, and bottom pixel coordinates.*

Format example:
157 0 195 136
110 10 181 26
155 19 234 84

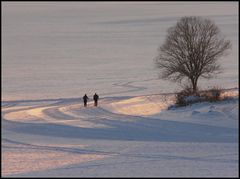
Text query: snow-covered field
2 89 239 177
2 2 238 101
2 2 239 177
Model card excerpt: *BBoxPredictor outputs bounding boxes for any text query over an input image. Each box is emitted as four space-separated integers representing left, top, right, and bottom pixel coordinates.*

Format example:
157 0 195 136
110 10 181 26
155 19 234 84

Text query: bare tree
155 16 231 93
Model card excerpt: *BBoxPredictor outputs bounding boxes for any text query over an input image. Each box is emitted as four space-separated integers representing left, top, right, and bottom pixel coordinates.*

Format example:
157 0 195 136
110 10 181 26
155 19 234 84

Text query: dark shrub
205 87 222 102
175 85 200 106
173 86 225 108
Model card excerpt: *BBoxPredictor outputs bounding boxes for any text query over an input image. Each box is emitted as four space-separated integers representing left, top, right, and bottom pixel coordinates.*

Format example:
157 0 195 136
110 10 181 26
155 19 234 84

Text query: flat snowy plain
2 2 239 177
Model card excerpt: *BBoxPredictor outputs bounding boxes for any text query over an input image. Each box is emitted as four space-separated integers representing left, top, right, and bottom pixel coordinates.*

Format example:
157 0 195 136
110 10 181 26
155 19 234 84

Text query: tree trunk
193 78 198 94
193 82 197 94
191 78 198 94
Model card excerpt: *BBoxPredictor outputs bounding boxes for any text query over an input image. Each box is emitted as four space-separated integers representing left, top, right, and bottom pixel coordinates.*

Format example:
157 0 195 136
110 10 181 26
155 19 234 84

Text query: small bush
175 86 224 107
176 92 187 106
201 86 222 102
175 86 200 106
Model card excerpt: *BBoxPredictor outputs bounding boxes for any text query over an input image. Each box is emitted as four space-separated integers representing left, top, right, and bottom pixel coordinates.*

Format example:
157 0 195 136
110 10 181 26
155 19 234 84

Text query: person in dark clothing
83 94 89 107
93 93 99 106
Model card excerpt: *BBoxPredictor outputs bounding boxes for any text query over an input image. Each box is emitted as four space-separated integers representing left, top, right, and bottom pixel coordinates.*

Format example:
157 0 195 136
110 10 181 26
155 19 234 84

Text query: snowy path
2 90 239 177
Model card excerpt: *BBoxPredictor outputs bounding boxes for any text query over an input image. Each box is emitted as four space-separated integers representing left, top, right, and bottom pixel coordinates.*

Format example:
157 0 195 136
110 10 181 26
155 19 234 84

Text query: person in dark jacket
83 94 89 107
93 93 99 106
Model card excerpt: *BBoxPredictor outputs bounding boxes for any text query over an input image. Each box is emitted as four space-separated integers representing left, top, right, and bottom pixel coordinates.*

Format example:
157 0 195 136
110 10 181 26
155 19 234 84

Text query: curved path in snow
2 92 238 143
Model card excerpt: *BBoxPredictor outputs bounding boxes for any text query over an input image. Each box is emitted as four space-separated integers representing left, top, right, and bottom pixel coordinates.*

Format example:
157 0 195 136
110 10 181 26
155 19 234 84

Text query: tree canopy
155 16 231 92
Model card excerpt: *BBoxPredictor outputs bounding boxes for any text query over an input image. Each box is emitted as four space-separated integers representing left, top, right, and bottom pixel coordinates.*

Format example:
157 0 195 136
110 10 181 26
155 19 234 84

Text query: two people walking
83 93 99 107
